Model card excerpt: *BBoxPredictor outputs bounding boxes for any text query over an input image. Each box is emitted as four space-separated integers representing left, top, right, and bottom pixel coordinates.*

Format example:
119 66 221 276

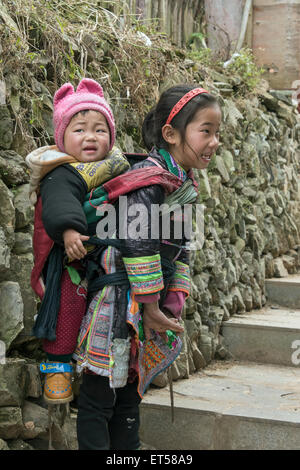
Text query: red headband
166 88 209 125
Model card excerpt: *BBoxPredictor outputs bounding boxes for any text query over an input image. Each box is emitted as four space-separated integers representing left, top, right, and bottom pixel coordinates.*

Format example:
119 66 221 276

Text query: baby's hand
63 229 89 260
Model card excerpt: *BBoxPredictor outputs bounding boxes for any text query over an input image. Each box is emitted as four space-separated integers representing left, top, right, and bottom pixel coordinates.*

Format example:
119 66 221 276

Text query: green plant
226 48 264 92
187 47 218 67
186 32 222 68
187 32 206 49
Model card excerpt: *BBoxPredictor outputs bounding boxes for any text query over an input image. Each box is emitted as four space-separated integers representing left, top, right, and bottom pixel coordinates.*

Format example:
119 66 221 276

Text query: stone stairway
139 275 300 450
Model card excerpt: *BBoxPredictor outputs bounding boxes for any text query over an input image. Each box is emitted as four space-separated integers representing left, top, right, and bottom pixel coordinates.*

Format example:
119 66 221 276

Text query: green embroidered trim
123 254 161 265
158 148 186 179
174 273 189 281
168 259 190 294
175 261 189 267
123 254 162 284
173 263 190 281
123 253 164 295
127 272 163 282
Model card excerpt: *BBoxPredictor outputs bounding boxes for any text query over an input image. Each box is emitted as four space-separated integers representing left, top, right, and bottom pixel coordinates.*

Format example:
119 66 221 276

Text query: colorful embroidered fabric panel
137 334 181 397
74 246 116 376
69 146 130 192
167 260 190 296
122 254 164 295
126 294 182 397
74 285 114 375
141 340 166 373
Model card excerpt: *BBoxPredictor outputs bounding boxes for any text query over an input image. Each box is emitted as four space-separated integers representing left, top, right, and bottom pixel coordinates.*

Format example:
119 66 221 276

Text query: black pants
77 373 141 450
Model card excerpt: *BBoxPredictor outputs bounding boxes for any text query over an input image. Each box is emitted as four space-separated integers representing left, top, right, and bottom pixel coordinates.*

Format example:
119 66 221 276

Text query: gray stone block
140 361 300 450
265 276 300 309
221 307 300 366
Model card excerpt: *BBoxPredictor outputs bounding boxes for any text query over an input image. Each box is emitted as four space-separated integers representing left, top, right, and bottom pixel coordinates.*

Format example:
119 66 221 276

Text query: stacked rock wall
0 105 51 449
0 111 37 348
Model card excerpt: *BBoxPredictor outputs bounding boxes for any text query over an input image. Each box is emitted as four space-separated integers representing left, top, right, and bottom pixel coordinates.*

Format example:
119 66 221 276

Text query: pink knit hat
53 78 115 152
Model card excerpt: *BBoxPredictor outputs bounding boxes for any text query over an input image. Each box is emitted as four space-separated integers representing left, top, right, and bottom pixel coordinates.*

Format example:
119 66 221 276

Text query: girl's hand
143 302 184 341
63 229 89 260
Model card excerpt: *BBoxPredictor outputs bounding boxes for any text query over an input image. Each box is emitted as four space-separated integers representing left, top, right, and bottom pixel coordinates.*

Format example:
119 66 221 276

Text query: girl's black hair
142 85 219 151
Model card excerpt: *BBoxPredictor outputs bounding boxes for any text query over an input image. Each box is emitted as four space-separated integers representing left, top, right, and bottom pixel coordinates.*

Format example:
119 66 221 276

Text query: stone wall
0 115 37 347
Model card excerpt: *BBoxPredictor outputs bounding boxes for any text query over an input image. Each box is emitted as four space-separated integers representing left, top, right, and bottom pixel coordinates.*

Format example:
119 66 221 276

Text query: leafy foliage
226 48 264 92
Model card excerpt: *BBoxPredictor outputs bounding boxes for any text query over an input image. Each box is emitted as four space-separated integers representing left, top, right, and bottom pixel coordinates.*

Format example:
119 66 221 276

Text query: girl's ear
161 124 181 145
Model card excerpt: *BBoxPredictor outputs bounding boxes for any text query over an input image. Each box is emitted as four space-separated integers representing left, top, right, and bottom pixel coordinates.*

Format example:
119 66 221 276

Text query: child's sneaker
40 362 74 404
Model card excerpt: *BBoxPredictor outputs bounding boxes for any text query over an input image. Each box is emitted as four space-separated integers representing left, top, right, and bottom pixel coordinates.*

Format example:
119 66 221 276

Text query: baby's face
64 110 110 162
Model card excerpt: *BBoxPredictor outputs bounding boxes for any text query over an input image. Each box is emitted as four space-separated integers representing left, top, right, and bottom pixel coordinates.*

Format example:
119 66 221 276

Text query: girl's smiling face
167 105 222 172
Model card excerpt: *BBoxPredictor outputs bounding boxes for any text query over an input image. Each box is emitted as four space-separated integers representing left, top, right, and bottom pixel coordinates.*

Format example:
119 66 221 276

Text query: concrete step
139 361 300 450
221 306 300 367
265 275 300 308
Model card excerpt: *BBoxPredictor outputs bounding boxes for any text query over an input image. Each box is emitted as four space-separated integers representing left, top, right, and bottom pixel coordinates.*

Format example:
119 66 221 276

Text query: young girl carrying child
74 84 222 450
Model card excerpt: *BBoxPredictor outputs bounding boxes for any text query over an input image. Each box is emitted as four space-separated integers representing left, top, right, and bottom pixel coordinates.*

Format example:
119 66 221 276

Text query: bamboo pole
235 0 253 53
